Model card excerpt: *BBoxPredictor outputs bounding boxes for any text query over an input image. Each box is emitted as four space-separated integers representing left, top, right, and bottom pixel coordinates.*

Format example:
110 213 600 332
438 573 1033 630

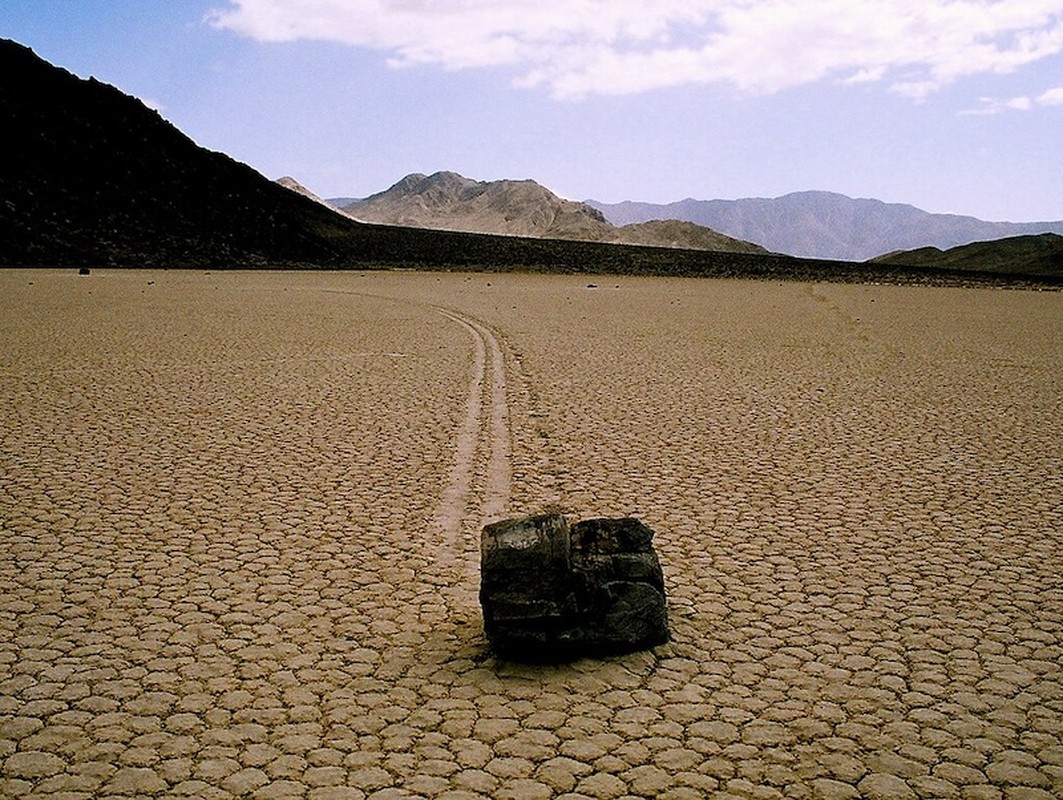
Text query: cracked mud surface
2 270 1061 799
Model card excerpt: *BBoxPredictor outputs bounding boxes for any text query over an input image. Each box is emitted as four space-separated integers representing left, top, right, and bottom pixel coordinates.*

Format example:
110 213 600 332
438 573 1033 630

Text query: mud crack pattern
1 269 1060 800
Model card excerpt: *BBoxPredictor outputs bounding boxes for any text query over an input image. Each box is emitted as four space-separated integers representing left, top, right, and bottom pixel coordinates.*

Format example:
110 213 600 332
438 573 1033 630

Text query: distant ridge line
586 191 1063 261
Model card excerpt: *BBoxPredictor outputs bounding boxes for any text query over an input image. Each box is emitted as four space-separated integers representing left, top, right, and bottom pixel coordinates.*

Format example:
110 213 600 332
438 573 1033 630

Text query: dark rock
78 267 90 275
480 513 668 660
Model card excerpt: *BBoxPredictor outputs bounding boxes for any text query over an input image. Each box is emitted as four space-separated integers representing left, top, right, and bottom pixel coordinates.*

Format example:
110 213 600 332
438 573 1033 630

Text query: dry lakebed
1 269 1061 799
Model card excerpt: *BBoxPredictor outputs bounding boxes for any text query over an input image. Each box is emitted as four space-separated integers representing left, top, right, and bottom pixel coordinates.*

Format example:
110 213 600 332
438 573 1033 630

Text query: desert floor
1 269 1060 800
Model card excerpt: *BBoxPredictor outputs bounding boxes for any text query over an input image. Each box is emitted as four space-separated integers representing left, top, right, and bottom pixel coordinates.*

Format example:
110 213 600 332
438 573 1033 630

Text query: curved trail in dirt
431 308 512 606
314 286 512 595
434 308 512 535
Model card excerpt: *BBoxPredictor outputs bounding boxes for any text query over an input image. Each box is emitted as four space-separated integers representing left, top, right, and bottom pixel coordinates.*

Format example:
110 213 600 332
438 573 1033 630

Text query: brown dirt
2 269 1060 799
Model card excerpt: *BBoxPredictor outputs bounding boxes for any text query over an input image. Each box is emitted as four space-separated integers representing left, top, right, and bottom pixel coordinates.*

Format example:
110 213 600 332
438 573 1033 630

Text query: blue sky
4 0 1063 221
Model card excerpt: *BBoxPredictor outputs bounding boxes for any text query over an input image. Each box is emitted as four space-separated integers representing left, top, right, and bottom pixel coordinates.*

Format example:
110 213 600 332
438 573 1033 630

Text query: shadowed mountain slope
0 40 385 268
870 233 1063 277
589 192 1063 261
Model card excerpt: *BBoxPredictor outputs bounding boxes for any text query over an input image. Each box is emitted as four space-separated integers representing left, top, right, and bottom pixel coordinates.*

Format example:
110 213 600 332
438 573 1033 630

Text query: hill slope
340 172 767 254
0 40 381 268
589 192 1063 261
870 233 1063 277
276 176 338 209
608 220 765 253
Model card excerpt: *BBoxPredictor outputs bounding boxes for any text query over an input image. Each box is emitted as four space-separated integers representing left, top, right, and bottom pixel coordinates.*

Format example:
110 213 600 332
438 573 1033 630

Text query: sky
4 0 1063 222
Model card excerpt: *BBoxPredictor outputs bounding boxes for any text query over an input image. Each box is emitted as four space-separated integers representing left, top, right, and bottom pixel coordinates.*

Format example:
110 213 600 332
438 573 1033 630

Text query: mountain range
2 37 1060 286
0 38 836 279
587 193 1063 262
334 172 768 254
329 172 1063 272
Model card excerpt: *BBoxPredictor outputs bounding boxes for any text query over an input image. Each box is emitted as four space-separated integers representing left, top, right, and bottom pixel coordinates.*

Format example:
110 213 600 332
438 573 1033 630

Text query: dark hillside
0 39 369 268
870 234 1063 277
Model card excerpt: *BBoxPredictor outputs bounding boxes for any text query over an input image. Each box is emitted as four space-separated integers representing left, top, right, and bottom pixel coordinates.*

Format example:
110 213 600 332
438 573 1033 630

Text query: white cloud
962 84 1063 114
1038 85 1063 104
207 0 1063 100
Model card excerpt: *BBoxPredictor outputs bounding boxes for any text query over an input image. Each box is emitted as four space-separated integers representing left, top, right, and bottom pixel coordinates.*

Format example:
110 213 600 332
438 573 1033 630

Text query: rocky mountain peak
338 171 762 252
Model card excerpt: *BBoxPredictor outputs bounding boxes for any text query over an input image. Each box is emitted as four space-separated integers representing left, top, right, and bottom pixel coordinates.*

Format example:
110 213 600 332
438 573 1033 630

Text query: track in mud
312 286 513 605
432 308 513 599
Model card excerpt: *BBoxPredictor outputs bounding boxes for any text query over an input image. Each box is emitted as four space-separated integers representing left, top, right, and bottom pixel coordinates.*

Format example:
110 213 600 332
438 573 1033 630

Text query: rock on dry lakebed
480 513 669 659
